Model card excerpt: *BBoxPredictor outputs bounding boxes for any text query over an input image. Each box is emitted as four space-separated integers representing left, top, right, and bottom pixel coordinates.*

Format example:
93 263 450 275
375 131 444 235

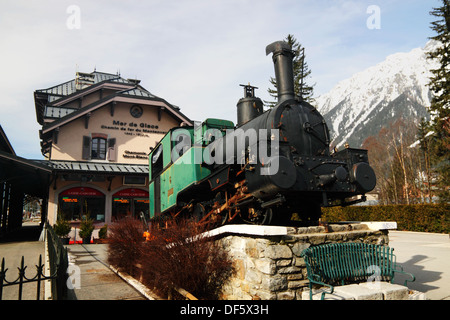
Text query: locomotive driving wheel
240 207 273 225
191 203 206 222
191 193 228 228
210 192 229 227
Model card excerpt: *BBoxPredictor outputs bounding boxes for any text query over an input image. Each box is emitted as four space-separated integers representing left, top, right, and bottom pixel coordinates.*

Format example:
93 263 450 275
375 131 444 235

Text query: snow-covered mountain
316 40 440 149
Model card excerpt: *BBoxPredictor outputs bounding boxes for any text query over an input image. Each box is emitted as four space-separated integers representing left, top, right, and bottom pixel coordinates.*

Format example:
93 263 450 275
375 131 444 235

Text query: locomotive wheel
213 192 229 226
191 202 228 227
211 212 228 228
240 207 273 225
191 203 206 222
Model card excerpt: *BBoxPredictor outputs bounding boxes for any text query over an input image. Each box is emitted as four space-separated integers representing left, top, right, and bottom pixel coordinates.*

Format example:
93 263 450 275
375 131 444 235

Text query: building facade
34 71 191 225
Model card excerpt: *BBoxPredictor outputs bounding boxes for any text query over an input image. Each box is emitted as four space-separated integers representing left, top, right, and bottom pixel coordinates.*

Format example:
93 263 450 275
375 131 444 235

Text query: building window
112 188 149 221
82 134 116 161
92 137 107 160
58 187 105 222
123 176 147 186
151 144 163 178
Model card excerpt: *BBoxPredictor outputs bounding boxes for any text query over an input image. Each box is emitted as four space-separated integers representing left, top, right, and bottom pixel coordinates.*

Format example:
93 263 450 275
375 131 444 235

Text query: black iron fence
0 222 68 300
46 221 69 299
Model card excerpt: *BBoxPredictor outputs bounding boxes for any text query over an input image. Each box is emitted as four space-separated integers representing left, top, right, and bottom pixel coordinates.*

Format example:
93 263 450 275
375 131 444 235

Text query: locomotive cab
148 119 234 219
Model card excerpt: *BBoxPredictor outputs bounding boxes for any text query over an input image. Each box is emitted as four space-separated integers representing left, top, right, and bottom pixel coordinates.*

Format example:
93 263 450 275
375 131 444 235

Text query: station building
31 71 191 226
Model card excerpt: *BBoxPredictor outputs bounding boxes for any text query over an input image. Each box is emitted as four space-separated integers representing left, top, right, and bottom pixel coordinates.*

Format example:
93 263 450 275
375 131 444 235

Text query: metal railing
0 255 47 300
0 222 68 300
45 221 69 299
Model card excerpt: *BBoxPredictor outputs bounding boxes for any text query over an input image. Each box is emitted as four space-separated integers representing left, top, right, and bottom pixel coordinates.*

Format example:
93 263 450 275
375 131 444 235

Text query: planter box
94 238 109 244
60 237 70 245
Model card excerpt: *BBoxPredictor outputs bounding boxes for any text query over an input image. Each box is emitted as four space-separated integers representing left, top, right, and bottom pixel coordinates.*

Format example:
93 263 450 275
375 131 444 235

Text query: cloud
0 0 440 159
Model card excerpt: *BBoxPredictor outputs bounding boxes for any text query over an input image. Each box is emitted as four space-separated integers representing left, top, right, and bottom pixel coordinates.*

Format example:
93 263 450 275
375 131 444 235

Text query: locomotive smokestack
266 41 295 103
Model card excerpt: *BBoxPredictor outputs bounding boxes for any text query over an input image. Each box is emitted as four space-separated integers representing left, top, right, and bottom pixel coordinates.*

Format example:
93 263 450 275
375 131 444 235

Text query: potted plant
54 218 72 245
79 216 95 244
97 224 108 243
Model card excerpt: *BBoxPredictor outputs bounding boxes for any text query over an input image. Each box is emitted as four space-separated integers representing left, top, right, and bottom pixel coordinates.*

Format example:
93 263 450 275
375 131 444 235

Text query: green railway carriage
148 118 234 219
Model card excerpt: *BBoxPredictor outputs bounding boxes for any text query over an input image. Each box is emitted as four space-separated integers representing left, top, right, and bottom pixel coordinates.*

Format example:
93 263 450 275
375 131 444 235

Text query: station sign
112 188 149 198
60 187 104 197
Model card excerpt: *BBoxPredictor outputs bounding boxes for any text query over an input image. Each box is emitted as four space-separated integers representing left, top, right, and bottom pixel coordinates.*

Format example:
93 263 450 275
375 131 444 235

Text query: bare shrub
139 219 234 300
107 217 144 276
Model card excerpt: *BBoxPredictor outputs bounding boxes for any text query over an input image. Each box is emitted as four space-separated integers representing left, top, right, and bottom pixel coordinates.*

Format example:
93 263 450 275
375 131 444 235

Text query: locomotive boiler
148 41 376 226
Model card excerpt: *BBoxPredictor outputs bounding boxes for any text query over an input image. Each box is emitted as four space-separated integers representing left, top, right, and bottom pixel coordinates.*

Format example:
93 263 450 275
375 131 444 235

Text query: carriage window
151 144 163 177
172 133 191 161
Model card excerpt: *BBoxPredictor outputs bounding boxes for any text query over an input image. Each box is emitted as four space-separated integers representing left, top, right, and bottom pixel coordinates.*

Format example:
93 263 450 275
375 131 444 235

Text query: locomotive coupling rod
260 195 286 209
199 194 239 224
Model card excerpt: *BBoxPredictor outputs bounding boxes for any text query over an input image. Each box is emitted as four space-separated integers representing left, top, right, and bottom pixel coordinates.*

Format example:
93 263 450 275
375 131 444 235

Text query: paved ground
1 222 448 300
0 223 45 300
68 229 450 301
0 222 146 300
66 244 146 300
388 230 450 300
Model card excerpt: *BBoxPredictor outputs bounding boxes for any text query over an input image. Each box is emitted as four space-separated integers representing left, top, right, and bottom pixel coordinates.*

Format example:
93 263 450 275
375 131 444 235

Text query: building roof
0 125 15 155
34 70 189 125
39 90 190 134
40 160 149 175
35 70 192 156
36 71 140 101
0 150 52 197
0 150 147 198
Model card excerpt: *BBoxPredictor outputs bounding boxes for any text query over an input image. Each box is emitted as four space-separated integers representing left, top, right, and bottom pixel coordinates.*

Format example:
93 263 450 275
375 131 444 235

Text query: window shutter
107 138 117 161
82 136 91 160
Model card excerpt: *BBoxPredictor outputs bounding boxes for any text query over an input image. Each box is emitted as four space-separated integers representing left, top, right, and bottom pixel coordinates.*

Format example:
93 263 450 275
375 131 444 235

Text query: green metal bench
300 242 415 300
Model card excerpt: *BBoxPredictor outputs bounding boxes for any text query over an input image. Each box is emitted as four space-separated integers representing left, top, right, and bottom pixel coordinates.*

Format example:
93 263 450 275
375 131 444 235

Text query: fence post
17 256 26 300
0 258 6 300
45 221 69 300
36 255 43 300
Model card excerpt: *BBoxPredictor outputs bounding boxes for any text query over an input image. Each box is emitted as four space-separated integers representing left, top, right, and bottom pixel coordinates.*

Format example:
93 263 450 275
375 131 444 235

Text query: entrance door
112 188 149 220
134 198 150 219
112 198 132 219
59 187 105 221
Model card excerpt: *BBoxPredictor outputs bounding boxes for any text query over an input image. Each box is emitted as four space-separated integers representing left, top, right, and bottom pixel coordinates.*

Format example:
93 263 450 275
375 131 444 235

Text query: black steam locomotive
148 41 376 226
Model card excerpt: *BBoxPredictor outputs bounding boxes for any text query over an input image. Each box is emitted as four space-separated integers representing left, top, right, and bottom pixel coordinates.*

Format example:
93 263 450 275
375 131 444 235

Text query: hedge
321 204 450 234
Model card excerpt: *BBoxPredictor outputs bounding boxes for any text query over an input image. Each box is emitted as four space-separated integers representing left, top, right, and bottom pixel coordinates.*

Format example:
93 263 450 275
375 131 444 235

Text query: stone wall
217 223 390 300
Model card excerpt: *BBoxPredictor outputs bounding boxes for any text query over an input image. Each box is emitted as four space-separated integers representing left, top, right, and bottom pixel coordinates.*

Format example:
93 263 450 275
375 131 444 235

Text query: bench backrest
301 243 397 285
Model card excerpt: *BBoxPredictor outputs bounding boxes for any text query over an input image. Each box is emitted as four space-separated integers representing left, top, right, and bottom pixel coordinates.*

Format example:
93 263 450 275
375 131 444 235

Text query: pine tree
427 0 450 202
265 34 315 107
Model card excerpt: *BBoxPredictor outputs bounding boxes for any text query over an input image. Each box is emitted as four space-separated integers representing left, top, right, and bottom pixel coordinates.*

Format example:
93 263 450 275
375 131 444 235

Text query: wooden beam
110 101 116 116
85 112 91 129
53 127 60 144
173 286 198 300
158 107 165 121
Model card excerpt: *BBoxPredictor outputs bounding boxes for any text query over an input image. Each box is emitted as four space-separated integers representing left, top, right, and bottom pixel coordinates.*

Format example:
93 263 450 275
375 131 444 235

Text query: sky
0 0 441 159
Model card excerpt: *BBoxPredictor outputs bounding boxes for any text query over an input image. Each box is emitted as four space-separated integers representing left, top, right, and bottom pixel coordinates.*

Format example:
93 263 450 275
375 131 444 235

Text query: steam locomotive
148 41 376 226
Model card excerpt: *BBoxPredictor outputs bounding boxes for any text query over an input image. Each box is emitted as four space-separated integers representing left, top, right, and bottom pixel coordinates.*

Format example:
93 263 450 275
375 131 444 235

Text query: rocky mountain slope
316 40 440 149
